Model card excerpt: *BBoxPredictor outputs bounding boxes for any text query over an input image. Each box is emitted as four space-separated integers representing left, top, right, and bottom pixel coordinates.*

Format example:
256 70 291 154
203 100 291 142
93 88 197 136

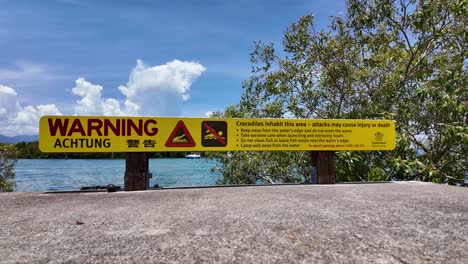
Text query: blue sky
0 0 345 136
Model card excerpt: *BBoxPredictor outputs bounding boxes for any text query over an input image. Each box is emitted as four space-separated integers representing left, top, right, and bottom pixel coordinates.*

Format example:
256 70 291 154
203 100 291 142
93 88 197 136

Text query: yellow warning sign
39 116 396 152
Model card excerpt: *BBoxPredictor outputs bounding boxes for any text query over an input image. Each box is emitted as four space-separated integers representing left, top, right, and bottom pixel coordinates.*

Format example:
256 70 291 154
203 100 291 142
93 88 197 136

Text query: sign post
39 116 396 189
310 151 335 184
124 152 149 191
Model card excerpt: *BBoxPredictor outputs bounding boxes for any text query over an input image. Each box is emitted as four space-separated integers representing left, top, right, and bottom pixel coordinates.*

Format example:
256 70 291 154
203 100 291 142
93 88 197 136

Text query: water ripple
15 159 221 192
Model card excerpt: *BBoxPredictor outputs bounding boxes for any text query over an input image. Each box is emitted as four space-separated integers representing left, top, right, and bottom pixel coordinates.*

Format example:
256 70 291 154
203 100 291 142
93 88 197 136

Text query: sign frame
39 116 396 153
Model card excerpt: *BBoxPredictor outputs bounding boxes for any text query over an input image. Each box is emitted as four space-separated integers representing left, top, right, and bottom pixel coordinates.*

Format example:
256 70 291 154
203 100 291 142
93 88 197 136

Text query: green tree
335 0 467 183
206 105 309 184
215 0 467 184
0 144 18 192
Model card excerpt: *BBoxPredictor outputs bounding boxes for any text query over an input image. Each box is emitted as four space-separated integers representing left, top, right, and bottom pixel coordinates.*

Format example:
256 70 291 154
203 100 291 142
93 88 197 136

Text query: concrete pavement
1 182 467 263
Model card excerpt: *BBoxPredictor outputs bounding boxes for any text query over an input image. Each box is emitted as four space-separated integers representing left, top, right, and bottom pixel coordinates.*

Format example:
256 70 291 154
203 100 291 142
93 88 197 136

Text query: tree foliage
0 144 18 192
212 0 467 184
206 105 309 184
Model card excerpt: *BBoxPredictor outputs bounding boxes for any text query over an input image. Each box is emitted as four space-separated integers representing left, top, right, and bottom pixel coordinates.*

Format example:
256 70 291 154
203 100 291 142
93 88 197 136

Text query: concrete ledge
1 183 467 263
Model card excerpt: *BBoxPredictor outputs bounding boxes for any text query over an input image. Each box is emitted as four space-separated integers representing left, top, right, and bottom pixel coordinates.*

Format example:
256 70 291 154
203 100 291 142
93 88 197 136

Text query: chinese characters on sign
126 139 156 148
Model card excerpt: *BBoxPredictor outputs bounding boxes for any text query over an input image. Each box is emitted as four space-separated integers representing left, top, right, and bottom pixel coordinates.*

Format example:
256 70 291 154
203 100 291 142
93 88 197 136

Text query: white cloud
72 78 124 116
15 105 61 125
0 61 47 80
70 60 206 117
0 85 21 120
118 59 206 116
0 59 206 136
0 84 61 136
0 61 67 84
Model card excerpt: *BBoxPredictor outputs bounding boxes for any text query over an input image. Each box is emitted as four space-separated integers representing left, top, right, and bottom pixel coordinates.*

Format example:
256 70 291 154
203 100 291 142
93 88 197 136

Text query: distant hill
0 134 38 144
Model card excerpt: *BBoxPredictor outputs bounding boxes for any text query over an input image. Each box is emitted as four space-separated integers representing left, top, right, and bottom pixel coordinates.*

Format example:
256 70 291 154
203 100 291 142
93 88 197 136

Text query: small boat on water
185 152 201 159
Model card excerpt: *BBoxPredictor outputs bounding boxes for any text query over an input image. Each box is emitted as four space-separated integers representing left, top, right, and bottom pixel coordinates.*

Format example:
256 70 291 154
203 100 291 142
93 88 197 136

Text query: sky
0 0 345 136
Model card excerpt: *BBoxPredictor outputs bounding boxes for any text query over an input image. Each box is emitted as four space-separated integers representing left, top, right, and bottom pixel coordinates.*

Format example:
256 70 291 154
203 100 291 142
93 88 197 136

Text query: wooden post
309 151 335 184
124 152 149 191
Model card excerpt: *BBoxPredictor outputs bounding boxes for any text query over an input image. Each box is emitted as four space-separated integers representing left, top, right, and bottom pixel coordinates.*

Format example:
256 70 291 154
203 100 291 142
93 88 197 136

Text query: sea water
14 159 221 192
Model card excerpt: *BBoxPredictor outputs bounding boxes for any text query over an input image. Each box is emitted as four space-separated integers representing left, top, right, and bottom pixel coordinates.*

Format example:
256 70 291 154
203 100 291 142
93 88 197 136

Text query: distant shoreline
12 141 205 159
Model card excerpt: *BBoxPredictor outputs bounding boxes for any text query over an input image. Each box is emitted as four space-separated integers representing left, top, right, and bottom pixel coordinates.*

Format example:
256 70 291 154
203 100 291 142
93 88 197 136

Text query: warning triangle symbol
165 120 196 147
